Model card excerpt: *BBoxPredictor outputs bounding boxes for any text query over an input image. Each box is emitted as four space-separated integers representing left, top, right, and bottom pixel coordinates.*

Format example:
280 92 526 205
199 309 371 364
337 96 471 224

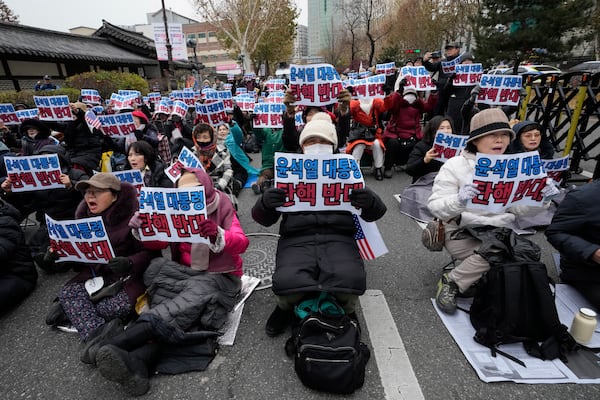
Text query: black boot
45 301 70 326
374 168 384 181
96 343 160 396
80 318 124 365
109 321 154 351
265 306 295 337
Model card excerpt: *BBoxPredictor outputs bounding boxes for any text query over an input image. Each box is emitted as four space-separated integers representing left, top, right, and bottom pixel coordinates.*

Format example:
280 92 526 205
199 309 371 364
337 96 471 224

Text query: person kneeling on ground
252 112 387 336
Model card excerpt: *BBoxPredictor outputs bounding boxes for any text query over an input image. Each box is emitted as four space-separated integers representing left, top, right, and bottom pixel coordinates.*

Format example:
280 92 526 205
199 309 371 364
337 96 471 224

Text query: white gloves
458 183 480 205
541 178 560 202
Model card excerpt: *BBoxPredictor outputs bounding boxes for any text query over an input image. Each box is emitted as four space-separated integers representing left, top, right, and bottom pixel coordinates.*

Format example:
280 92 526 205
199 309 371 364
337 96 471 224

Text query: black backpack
285 293 370 394
468 261 578 366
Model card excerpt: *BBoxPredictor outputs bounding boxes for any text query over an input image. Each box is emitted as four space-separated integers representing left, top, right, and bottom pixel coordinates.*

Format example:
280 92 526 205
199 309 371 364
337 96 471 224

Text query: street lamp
187 39 198 64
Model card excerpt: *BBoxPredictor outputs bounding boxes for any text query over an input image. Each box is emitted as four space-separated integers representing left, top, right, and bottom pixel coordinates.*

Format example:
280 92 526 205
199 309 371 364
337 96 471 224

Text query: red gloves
199 219 219 243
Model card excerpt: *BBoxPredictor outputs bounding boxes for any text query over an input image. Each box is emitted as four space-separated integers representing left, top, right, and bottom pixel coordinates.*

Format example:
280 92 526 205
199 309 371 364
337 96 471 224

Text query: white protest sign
153 23 187 61
344 74 386 99
148 92 161 103
4 154 63 192
542 155 569 186
137 187 209 243
112 169 144 195
253 103 286 128
81 89 102 105
452 64 483 87
469 151 547 213
400 66 437 91
432 132 468 162
205 90 234 111
0 103 20 125
477 74 523 106
16 109 39 122
195 101 228 126
234 94 255 112
171 100 189 118
289 63 344 106
164 146 203 183
46 215 116 264
97 113 137 136
265 79 286 92
274 152 364 213
376 62 396 76
34 95 73 121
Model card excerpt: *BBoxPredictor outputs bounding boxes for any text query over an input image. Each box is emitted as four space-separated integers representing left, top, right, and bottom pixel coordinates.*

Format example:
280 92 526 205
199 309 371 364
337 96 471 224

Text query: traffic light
403 49 421 54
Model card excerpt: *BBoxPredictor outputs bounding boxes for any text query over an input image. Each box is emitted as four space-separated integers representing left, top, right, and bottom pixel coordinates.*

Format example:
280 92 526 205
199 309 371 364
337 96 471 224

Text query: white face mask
403 94 417 104
303 143 333 155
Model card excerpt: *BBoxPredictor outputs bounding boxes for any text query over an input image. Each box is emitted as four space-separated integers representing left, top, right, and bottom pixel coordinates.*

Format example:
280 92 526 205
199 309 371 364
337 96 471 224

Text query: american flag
353 214 376 260
85 110 102 130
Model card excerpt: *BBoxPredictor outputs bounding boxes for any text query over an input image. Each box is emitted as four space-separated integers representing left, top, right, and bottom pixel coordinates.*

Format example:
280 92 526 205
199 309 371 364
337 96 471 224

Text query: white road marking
360 289 425 400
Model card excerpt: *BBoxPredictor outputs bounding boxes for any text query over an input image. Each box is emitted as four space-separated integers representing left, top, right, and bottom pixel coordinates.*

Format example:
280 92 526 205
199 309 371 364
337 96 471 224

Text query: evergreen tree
0 0 19 23
473 0 593 66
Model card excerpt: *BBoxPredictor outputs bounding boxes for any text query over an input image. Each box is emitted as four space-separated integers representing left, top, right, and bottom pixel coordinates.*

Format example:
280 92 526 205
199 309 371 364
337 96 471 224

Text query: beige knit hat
467 108 515 143
298 112 338 148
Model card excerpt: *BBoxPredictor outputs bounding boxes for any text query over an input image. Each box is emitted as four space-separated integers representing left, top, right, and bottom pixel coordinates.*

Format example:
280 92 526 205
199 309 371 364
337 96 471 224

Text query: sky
3 0 308 32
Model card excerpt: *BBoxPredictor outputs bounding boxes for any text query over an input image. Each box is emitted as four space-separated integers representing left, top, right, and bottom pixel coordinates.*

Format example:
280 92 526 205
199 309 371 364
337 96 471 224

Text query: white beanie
298 112 338 148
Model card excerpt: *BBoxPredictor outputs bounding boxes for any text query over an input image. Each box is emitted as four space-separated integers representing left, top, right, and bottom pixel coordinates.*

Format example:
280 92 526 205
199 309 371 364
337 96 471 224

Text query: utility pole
161 0 176 90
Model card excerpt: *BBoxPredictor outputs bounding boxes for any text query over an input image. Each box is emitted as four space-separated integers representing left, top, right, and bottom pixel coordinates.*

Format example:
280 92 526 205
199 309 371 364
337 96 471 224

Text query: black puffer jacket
62 110 104 173
252 188 386 296
406 140 443 183
0 199 37 284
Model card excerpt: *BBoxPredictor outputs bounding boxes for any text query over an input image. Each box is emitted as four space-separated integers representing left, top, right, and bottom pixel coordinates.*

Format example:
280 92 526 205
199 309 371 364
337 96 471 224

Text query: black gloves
107 257 131 275
261 188 286 210
349 188 376 210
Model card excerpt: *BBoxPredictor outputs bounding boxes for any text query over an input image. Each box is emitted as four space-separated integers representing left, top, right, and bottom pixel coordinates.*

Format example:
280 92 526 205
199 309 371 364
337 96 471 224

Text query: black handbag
348 113 377 143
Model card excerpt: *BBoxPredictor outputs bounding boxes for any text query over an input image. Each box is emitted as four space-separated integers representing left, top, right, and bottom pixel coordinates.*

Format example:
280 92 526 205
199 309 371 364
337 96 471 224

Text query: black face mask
197 141 212 147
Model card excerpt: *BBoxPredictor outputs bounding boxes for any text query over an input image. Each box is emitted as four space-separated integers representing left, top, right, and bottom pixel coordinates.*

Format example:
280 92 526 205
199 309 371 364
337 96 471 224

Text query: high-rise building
293 25 309 62
307 0 343 58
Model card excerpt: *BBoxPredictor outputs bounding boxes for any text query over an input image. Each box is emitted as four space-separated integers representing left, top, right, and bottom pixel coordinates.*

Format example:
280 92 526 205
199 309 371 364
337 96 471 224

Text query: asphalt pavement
1 165 600 400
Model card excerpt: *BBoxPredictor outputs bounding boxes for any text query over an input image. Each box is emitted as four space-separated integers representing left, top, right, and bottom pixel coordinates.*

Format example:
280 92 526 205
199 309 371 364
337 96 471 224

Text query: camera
431 51 442 58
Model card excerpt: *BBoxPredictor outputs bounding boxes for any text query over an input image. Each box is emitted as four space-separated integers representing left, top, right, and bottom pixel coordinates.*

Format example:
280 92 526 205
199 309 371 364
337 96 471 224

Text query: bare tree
357 0 391 66
0 0 19 23
193 0 296 72
337 2 363 67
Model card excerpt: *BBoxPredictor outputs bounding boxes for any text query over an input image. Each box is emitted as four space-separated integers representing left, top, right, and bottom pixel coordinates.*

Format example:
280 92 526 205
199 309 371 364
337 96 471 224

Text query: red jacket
383 92 437 140
345 98 387 154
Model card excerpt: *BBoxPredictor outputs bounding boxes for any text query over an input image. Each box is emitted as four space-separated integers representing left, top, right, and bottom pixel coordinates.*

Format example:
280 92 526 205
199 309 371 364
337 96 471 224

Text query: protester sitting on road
507 120 555 159
0 198 38 316
250 127 286 195
60 102 105 175
164 114 194 157
131 110 171 164
126 140 172 188
545 179 600 310
406 116 454 183
382 79 437 178
19 119 55 156
427 108 560 314
43 173 154 342
252 112 387 337
86 168 248 396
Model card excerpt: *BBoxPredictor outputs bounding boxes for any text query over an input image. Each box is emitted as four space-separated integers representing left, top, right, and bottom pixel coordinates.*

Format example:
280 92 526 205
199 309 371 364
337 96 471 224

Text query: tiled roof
0 21 158 65
93 20 156 56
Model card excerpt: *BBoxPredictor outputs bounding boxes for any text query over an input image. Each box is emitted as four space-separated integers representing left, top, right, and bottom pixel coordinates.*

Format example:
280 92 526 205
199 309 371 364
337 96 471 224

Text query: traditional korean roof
0 21 158 65
93 20 156 57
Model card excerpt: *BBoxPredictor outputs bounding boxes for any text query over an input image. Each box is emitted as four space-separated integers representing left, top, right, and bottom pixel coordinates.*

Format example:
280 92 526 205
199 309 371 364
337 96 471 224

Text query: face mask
197 141 212 148
303 143 333 155
403 94 417 104
137 124 145 131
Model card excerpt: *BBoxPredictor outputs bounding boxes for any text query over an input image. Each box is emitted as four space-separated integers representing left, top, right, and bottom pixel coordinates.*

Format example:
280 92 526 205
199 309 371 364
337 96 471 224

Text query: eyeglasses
84 188 110 197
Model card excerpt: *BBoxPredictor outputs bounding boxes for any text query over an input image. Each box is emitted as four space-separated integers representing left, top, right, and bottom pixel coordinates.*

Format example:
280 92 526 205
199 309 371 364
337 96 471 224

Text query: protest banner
15 108 39 122
34 95 73 121
153 23 187 61
399 66 437 91
164 146 203 183
253 103 286 128
294 111 305 129
46 215 115 264
347 72 358 79
289 63 344 106
97 112 137 136
137 187 209 243
155 100 171 115
244 72 256 81
469 151 547 213
205 90 234 111
234 94 255 112
171 100 189 118
81 89 102 105
477 74 523 106
108 93 137 111
118 90 142 98
265 79 286 92
376 62 396 76
359 70 372 78
274 152 364 213
344 74 386 99
4 154 63 192
195 100 229 126
235 87 248 95
0 103 19 125
112 170 144 195
542 155 569 186
441 57 460 74
148 92 161 104
264 92 284 104
432 132 468 162
452 64 483 87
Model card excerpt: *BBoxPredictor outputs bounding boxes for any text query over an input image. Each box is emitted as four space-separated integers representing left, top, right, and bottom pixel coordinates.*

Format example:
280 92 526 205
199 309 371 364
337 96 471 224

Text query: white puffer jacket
427 150 544 227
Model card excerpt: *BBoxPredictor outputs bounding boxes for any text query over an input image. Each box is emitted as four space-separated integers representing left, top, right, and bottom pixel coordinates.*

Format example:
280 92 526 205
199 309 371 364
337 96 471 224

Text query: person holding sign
427 108 559 314
508 120 555 160
252 112 387 337
406 116 454 183
91 168 248 396
423 42 462 116
49 173 154 341
19 119 55 156
60 102 105 175
192 123 236 196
